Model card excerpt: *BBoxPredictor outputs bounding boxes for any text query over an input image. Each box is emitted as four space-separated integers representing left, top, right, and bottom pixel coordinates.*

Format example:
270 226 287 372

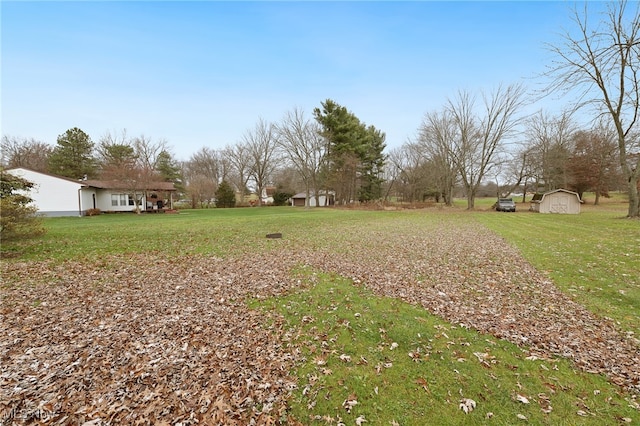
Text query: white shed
290 191 335 207
530 189 583 214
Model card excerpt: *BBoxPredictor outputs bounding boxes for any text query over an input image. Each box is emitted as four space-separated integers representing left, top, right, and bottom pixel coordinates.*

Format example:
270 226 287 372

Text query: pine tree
48 127 97 179
313 99 386 203
215 181 236 208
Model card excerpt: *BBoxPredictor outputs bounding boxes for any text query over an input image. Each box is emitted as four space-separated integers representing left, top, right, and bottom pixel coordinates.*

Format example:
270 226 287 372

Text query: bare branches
275 108 326 206
546 0 640 216
243 118 279 206
419 84 525 209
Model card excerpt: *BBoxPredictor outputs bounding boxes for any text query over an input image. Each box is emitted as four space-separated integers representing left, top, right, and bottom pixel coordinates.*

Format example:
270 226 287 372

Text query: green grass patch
2 207 370 261
475 206 640 337
252 268 639 425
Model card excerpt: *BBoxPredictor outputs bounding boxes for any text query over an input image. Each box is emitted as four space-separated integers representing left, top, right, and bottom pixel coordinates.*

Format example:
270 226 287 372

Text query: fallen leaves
339 354 352 363
2 217 639 424
459 398 476 413
342 394 358 413
0 254 303 425
291 221 640 394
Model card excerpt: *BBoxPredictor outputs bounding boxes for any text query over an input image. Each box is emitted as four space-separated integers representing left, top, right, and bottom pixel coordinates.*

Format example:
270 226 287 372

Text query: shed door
550 195 569 213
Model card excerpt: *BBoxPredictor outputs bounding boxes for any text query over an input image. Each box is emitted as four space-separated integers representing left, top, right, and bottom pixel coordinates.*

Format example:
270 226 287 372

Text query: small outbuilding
530 189 583 214
290 191 335 207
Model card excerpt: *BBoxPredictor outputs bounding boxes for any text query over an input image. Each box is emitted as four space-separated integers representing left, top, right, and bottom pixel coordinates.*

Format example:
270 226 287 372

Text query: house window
111 194 129 207
128 194 141 206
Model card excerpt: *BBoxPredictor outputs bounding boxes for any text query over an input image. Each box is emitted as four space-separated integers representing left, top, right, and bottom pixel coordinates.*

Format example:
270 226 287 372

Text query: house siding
7 168 84 216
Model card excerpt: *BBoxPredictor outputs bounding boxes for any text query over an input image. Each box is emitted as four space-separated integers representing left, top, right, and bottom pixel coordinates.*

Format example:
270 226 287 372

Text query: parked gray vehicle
495 198 516 212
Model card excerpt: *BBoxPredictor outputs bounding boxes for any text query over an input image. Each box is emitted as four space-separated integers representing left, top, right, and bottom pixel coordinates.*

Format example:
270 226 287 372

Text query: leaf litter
1 219 638 424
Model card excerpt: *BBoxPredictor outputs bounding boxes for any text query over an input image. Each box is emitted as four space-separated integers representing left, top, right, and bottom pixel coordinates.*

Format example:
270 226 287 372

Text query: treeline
0 97 634 211
0 99 387 208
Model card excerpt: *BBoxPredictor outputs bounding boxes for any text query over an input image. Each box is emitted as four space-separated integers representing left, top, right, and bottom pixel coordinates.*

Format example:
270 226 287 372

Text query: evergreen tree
0 170 45 240
272 185 294 206
156 150 184 192
313 99 386 204
358 125 387 202
48 127 97 179
215 180 236 208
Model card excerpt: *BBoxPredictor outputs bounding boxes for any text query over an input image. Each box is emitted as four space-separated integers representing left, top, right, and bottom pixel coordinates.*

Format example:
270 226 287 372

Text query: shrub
85 208 101 216
272 189 294 206
0 170 45 241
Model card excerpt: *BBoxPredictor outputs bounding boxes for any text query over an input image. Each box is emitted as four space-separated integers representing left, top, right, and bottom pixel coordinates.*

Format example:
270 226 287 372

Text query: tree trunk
628 177 640 218
466 190 475 210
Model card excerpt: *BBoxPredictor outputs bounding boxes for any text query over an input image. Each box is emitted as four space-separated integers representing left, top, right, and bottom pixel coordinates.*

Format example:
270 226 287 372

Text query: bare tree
132 135 169 172
186 147 222 183
568 122 621 204
96 131 175 213
524 110 576 191
186 174 217 208
275 108 326 207
419 109 461 206
224 142 252 205
501 146 537 203
383 145 407 202
97 131 146 213
1 135 53 172
459 84 524 209
97 129 135 174
386 141 435 204
243 118 279 206
183 147 223 208
546 0 640 217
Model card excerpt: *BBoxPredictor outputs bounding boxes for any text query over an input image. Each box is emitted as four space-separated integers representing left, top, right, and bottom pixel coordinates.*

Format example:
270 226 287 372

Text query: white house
290 191 335 207
530 189 583 214
5 167 176 216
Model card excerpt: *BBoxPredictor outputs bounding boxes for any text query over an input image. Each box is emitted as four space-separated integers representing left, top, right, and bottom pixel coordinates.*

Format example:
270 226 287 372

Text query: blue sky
1 1 602 160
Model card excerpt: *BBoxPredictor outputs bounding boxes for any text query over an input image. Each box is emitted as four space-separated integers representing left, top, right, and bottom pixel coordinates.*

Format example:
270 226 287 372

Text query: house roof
5 167 176 192
82 179 176 192
5 167 85 185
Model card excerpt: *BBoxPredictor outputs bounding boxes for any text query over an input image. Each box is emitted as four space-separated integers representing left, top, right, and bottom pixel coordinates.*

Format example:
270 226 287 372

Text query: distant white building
290 191 335 207
5 167 176 216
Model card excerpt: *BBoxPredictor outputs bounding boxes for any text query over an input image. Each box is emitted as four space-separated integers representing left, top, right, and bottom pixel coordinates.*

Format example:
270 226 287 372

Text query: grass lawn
1 200 638 424
475 195 640 338
253 269 638 425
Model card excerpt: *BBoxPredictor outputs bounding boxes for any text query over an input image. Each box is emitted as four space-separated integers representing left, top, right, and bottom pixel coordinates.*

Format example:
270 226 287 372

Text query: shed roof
291 191 334 199
531 189 583 203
